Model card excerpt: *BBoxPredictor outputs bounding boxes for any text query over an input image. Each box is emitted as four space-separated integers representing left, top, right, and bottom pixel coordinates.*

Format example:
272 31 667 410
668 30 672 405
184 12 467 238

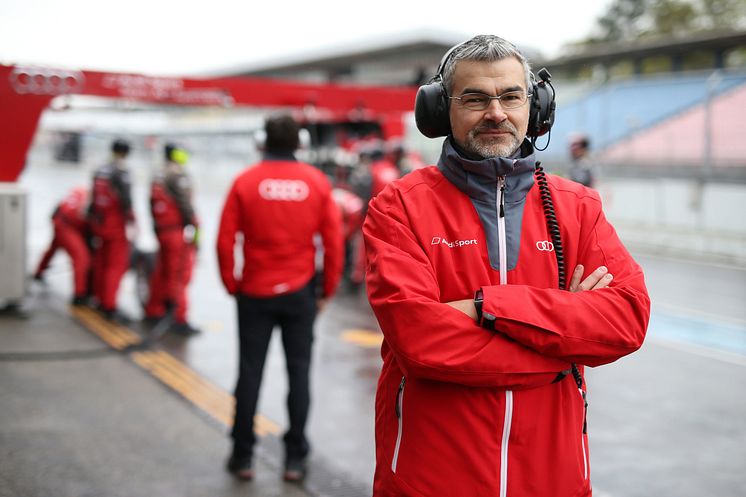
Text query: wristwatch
473 289 484 324
473 288 496 330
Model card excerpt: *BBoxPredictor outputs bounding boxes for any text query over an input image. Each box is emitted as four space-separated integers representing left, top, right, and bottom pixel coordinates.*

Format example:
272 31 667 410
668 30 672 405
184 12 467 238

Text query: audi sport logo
259 179 309 201
431 236 478 248
536 240 554 251
9 67 85 95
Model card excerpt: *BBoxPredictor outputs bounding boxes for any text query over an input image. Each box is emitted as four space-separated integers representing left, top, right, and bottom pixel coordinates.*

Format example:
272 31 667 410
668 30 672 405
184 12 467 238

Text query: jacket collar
437 137 536 201
263 151 297 162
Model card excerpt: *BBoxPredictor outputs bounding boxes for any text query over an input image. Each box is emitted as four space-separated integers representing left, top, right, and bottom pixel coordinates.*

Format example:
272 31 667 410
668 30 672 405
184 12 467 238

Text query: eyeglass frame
448 90 533 111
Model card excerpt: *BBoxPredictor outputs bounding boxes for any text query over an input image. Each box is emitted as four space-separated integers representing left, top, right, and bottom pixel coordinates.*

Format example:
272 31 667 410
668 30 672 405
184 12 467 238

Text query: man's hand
569 264 613 292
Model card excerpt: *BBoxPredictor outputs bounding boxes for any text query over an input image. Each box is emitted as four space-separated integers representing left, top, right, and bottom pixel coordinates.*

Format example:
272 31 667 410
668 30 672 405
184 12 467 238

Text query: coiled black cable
534 161 566 290
534 161 586 421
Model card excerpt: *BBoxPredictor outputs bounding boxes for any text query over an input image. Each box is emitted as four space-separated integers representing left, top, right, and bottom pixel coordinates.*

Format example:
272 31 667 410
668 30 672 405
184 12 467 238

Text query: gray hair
441 35 532 95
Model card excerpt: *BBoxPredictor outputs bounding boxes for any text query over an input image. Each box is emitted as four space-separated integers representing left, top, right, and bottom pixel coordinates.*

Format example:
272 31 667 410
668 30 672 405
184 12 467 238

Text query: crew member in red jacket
88 139 136 322
144 143 200 336
364 35 650 497
369 151 400 197
217 114 343 482
34 186 91 305
349 140 401 287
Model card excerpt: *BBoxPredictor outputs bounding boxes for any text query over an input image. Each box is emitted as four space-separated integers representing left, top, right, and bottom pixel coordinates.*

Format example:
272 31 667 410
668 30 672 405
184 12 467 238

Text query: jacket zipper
497 175 512 497
500 390 513 497
497 176 507 285
391 376 406 473
578 386 589 480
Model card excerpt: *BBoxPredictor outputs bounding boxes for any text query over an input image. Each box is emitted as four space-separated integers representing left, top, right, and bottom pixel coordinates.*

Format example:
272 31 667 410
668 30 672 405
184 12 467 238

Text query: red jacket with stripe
217 156 344 298
364 139 650 497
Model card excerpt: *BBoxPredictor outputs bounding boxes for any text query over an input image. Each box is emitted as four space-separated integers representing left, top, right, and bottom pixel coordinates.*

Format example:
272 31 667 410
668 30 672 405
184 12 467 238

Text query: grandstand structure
532 32 746 264
543 69 746 181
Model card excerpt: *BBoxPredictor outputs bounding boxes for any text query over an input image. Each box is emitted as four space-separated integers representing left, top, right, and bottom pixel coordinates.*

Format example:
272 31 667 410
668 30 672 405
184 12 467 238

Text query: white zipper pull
497 176 507 285
498 176 505 218
395 376 406 418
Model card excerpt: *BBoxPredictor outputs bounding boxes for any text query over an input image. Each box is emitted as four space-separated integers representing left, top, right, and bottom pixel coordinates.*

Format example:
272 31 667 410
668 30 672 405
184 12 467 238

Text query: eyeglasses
449 91 531 111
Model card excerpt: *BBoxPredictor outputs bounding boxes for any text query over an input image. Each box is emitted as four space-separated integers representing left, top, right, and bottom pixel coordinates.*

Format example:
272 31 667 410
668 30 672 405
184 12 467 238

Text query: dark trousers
231 280 317 461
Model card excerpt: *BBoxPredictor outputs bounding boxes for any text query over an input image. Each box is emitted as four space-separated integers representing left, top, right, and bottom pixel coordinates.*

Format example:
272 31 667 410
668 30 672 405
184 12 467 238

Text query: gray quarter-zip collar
437 137 536 201
436 137 537 272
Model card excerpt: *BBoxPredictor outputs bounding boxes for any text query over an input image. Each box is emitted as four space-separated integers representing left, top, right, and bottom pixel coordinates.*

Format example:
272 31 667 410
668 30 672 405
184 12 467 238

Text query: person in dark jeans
216 114 344 481
233 280 316 476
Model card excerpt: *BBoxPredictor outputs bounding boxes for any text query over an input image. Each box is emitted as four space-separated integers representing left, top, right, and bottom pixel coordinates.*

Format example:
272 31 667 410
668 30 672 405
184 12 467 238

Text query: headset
414 41 556 146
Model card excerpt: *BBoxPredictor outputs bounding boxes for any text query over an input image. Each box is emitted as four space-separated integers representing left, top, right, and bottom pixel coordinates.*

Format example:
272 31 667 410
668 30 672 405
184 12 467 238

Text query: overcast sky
0 0 613 76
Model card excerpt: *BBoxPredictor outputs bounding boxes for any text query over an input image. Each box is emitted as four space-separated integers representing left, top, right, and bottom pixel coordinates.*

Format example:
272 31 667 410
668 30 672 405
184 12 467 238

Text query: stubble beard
463 122 521 159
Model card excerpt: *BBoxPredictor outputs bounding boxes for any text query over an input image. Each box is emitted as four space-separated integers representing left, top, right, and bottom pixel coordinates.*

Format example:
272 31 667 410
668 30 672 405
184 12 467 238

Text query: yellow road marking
139 351 232 414
71 306 141 350
71 306 281 436
341 329 383 348
133 350 235 426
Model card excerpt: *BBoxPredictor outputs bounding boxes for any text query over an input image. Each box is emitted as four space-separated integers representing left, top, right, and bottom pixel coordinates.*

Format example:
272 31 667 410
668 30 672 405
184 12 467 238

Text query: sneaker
170 322 201 337
71 295 91 307
102 309 132 325
283 457 307 482
226 455 254 481
141 314 165 327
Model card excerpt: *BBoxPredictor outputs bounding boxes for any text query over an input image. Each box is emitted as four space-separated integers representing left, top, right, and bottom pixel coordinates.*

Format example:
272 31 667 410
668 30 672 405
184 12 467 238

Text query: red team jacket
370 158 401 197
217 157 344 298
54 187 89 232
364 140 650 497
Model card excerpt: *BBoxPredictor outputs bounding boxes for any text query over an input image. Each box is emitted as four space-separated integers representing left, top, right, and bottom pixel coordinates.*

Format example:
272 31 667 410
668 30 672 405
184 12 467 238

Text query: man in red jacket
34 186 91 305
364 35 650 497
217 114 343 482
144 143 200 336
89 139 136 323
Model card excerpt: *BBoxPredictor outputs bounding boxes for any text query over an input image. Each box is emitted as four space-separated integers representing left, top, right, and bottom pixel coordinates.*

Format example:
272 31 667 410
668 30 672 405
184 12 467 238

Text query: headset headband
415 40 556 143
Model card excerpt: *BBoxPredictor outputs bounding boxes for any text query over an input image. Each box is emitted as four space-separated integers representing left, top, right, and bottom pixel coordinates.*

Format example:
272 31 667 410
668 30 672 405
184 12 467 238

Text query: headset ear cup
527 71 556 138
415 82 451 138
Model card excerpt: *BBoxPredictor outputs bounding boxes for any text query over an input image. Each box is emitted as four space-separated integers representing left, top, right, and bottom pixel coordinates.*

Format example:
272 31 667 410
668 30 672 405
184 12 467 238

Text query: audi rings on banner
10 67 85 95
536 240 554 252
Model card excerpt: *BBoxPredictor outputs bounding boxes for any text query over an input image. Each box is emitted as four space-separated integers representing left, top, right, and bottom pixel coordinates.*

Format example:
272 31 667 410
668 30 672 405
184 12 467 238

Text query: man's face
448 57 530 159
570 142 586 160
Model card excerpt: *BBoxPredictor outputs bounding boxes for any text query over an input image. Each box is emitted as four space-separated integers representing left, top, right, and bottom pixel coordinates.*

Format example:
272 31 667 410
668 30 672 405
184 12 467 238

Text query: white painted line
649 337 746 367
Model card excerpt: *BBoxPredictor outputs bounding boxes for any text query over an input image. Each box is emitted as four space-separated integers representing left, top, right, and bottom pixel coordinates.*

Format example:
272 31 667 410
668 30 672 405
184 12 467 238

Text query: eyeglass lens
458 91 527 110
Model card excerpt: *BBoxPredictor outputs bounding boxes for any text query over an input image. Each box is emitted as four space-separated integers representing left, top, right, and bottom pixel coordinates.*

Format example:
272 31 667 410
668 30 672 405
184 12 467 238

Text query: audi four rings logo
10 67 85 95
259 179 310 201
536 240 555 251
